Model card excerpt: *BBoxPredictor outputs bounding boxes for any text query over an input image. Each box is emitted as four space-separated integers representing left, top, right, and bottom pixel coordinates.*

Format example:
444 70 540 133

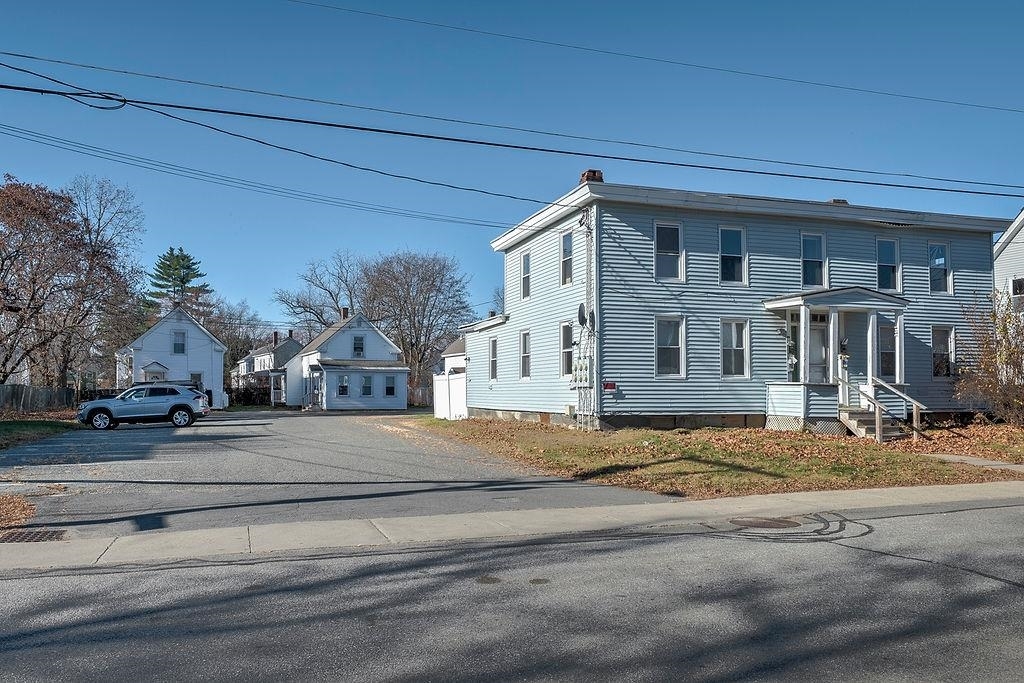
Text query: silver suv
77 384 211 430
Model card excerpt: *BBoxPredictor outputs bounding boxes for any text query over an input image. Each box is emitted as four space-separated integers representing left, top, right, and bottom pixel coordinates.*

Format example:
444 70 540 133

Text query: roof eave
994 208 1024 259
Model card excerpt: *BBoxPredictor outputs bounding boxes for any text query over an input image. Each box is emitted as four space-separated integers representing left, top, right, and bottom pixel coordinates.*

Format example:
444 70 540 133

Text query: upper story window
801 233 824 288
720 227 745 284
929 243 950 293
353 335 365 358
520 331 531 379
172 331 186 354
521 252 531 299
655 317 684 376
560 322 573 377
877 239 899 291
721 320 748 378
561 232 573 285
655 223 681 280
488 337 498 381
932 327 953 377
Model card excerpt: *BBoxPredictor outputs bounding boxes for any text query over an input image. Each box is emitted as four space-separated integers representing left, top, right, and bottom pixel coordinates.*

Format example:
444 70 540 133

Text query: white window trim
361 375 373 396
559 322 574 377
719 225 748 287
720 318 751 380
384 375 396 397
560 230 573 287
654 315 686 379
654 221 684 282
521 251 531 300
877 323 897 381
928 241 953 295
488 336 498 382
172 329 187 355
876 238 901 293
931 326 955 381
519 330 531 380
352 335 365 358
800 231 827 288
338 374 349 397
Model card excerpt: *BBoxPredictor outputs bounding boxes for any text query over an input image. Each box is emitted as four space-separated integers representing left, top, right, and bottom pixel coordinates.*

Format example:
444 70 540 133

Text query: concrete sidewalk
3 480 1023 571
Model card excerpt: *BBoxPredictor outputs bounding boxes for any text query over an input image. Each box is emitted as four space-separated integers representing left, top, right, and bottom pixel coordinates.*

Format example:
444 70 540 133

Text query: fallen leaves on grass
888 424 1024 464
0 494 35 529
418 418 1024 499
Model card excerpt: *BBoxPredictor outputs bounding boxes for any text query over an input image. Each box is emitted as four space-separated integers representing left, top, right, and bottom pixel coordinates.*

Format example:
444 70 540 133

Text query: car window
165 388 181 396
120 388 145 400
146 387 169 397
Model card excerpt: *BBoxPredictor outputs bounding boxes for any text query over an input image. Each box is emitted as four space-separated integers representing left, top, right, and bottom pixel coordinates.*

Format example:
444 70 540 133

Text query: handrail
834 376 901 444
871 378 927 410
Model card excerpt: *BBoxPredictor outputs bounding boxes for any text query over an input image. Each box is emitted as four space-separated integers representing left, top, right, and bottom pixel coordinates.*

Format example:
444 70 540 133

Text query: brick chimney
342 307 350 320
273 331 279 346
580 169 604 184
288 329 294 338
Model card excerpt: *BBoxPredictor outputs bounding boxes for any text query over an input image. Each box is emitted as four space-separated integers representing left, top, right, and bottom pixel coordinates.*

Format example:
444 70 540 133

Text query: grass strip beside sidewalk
418 418 1024 499
0 419 77 451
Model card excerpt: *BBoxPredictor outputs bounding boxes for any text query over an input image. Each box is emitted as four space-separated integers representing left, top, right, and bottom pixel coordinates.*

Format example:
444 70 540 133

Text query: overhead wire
286 0 1024 116
2 80 1024 200
1 49 1021 191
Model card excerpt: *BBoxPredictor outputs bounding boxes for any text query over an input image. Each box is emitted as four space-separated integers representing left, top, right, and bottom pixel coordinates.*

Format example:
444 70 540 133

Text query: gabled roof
297 313 402 356
250 336 302 358
994 207 1024 259
118 305 227 355
763 286 910 311
140 361 170 371
441 337 465 357
491 181 1013 253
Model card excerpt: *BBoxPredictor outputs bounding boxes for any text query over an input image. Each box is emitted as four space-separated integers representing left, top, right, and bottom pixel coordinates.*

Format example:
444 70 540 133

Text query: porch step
838 409 909 442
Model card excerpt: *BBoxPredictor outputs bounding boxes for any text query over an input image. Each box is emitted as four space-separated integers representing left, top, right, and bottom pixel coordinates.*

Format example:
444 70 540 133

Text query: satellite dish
588 310 596 330
577 303 587 327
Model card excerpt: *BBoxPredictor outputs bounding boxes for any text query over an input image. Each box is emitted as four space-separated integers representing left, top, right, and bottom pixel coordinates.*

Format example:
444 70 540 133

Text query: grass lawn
0 418 78 451
889 424 1024 464
224 405 297 412
417 418 1024 499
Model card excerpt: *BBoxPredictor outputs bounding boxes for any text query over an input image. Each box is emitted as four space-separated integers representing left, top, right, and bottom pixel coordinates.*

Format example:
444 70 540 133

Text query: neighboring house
994 207 1024 300
284 309 410 410
433 336 468 420
440 337 467 374
460 171 1011 438
115 305 228 408
232 332 302 404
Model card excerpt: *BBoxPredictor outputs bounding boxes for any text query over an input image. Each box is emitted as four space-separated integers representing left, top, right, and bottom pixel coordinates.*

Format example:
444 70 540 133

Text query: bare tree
205 297 274 377
361 251 474 390
274 250 363 335
492 286 505 314
956 291 1024 424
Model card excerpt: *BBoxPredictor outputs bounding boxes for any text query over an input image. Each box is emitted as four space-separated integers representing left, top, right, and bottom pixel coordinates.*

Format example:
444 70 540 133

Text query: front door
808 326 829 383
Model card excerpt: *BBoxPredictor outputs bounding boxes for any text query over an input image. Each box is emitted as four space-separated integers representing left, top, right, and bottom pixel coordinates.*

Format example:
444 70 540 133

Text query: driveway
1 411 669 538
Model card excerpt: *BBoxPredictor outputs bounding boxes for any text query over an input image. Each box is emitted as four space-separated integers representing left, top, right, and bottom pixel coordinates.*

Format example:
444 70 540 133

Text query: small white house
285 310 409 410
232 332 302 404
994 208 1024 298
115 305 228 408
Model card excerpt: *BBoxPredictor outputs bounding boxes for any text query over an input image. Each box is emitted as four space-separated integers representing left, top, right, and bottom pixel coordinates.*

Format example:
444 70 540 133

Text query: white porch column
799 304 810 384
895 311 905 384
828 306 839 382
867 310 878 384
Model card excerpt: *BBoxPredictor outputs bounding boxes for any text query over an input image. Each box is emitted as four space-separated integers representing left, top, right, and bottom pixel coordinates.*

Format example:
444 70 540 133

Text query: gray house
460 172 1011 439
994 208 1024 297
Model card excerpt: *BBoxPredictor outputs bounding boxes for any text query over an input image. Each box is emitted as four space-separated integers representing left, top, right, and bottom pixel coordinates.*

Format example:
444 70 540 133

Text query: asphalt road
0 411 667 537
3 498 1023 681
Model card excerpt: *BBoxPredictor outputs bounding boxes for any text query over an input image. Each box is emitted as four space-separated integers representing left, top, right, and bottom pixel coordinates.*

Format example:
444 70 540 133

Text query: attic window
172 331 186 354
353 336 365 358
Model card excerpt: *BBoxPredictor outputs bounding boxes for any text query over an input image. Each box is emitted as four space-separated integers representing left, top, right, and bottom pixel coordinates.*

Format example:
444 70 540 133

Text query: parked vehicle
76 384 211 430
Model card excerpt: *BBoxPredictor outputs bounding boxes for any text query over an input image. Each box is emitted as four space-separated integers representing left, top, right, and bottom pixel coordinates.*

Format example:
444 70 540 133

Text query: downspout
590 202 601 428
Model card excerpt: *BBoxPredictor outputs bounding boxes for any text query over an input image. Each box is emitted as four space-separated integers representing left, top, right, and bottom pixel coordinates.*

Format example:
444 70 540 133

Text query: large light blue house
459 172 1011 439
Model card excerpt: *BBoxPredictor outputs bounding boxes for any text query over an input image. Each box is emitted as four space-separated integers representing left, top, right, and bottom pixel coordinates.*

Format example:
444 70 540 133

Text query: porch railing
871 378 927 442
834 376 904 444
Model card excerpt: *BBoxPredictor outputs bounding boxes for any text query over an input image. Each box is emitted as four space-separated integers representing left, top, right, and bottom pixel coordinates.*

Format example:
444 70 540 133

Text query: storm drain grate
0 529 67 543
728 517 802 529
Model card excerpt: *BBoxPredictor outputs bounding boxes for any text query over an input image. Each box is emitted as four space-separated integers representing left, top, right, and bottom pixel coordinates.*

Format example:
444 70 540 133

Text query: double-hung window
720 227 745 284
1012 278 1024 297
878 325 896 380
172 331 186 354
488 337 498 381
521 252 531 299
338 375 349 396
560 232 573 285
385 375 396 397
361 376 373 396
655 317 683 376
353 335 365 358
560 323 573 376
929 243 950 293
655 223 681 280
801 234 824 287
932 327 953 377
519 331 531 379
877 239 899 291
721 320 748 378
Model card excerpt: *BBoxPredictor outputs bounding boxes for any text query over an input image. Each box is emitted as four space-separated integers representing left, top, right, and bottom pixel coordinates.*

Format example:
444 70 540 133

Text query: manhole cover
0 529 67 543
728 517 802 529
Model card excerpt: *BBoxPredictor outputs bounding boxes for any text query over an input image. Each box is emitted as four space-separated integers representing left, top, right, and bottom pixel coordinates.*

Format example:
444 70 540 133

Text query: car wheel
90 410 114 430
170 407 194 427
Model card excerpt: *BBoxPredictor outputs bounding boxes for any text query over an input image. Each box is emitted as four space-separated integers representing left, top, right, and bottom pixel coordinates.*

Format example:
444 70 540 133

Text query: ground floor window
385 375 396 396
361 375 373 396
932 327 953 377
338 375 349 396
721 320 748 378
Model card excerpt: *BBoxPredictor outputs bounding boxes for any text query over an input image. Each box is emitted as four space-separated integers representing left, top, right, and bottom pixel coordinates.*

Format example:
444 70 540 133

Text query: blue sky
2 1 1022 326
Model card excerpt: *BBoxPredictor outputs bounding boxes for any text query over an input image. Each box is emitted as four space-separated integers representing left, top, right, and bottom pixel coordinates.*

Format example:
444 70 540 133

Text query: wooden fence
0 385 77 412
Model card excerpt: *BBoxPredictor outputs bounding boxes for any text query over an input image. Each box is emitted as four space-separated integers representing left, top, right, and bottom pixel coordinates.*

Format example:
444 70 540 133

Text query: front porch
763 287 924 441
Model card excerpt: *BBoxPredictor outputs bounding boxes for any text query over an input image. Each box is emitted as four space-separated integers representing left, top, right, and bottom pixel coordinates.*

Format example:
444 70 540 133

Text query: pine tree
148 246 213 316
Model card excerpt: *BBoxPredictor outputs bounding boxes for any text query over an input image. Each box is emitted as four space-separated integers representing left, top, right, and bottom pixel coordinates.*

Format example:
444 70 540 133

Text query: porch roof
763 286 910 312
139 361 170 372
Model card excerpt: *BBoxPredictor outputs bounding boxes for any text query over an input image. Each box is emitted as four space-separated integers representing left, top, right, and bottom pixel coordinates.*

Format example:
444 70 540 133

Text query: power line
2 50 1020 191
0 123 512 229
286 0 1024 117
3 80 1024 200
